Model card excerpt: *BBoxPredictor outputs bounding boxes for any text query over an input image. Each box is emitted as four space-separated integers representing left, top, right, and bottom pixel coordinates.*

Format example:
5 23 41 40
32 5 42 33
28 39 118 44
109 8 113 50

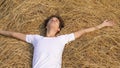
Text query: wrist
99 24 105 28
95 24 105 29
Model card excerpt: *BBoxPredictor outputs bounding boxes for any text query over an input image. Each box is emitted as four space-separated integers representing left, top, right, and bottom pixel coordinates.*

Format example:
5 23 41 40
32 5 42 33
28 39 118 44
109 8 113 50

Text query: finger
111 20 115 24
109 20 114 23
112 21 116 26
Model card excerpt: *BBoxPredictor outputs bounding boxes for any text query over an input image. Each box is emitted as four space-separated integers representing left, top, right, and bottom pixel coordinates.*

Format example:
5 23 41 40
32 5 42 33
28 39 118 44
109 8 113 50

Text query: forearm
0 30 26 41
83 24 105 33
74 24 105 39
0 31 15 37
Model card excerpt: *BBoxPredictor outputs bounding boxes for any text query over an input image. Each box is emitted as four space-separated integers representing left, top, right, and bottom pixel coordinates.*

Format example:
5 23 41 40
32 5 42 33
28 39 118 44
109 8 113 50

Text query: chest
33 38 64 53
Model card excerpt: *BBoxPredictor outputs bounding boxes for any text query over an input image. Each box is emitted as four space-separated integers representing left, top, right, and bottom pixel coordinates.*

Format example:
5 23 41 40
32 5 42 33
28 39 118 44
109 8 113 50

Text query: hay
0 0 120 68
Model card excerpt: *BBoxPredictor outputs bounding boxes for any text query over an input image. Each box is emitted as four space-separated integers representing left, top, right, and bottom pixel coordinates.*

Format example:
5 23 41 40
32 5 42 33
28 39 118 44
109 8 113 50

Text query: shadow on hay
39 23 46 36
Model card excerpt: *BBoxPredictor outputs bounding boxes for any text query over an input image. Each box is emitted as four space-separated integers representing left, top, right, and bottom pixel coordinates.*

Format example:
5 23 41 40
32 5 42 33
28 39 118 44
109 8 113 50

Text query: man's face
46 17 60 32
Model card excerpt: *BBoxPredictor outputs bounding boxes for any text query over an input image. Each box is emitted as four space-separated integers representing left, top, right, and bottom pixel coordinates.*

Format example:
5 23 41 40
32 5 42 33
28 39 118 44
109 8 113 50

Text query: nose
51 18 57 22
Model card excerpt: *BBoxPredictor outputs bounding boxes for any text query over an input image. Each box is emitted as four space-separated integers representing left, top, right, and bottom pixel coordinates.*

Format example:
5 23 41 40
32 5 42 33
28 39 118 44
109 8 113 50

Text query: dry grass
0 0 120 68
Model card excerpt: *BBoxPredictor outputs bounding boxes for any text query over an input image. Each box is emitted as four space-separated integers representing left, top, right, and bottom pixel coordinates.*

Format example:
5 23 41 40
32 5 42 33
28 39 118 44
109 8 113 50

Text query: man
0 15 115 68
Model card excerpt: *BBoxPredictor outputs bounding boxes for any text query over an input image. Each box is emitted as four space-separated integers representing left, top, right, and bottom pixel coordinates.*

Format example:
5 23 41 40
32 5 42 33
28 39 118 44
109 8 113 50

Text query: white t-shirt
26 33 75 68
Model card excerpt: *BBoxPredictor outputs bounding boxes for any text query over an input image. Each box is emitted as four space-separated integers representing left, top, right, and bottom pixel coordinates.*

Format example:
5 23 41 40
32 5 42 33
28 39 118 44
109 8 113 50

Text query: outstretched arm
74 20 116 39
0 31 26 42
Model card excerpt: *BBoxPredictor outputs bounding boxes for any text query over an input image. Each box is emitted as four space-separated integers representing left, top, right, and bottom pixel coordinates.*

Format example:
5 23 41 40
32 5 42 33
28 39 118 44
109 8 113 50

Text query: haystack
0 0 120 68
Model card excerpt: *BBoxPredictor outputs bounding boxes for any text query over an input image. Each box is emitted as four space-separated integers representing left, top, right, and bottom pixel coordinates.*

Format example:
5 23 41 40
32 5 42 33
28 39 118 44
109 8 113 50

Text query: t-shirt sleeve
26 35 35 44
26 34 41 44
60 33 75 44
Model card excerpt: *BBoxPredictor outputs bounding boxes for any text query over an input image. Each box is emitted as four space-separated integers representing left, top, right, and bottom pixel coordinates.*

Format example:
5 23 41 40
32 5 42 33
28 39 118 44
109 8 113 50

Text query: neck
46 30 56 37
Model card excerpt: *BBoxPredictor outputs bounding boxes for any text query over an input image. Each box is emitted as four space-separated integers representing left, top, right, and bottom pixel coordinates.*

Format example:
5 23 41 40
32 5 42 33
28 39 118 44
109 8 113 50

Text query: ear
57 28 60 31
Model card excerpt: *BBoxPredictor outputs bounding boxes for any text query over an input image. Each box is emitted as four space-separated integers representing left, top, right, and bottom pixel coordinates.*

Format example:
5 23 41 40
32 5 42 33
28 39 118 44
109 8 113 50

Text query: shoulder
56 33 75 44
57 33 74 38
57 33 75 41
26 34 43 39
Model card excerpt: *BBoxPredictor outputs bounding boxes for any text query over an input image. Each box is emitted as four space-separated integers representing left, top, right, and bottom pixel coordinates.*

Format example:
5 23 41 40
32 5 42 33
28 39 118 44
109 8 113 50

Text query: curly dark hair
43 15 64 35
